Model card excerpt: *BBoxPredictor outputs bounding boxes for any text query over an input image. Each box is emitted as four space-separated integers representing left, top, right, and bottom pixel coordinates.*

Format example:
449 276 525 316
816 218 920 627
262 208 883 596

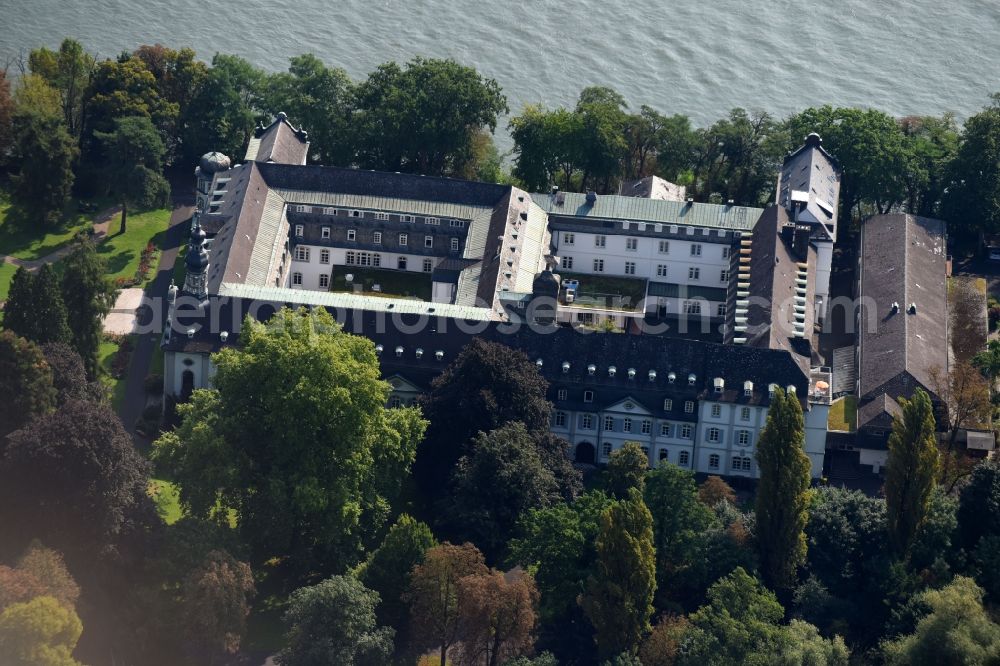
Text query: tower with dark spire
182 215 210 300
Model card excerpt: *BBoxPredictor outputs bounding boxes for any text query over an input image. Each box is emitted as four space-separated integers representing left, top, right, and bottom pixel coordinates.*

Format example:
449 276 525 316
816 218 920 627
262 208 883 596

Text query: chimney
908 303 917 314
891 302 899 314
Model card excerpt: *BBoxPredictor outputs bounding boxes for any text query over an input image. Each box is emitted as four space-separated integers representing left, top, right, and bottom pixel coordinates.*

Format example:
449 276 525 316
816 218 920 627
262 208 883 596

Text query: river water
3 0 999 149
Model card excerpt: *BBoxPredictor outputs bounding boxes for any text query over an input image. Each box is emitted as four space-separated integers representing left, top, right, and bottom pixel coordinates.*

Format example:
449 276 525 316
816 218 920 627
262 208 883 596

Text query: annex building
163 112 937 482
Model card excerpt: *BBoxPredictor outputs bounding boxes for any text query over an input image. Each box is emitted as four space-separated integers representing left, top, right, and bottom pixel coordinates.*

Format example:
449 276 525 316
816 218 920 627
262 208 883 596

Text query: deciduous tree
0 68 13 165
884 388 939 555
697 475 737 507
406 542 489 666
59 238 117 378
0 596 83 666
153 307 426 572
179 550 255 664
754 387 811 594
95 115 171 233
27 39 94 137
277 575 393 666
606 442 648 499
580 489 656 660
455 570 539 666
0 331 56 438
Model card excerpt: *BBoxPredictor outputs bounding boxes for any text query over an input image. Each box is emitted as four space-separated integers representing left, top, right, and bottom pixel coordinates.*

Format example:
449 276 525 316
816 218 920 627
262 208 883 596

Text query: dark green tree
606 442 649 499
264 54 355 165
27 38 94 137
41 342 105 404
754 387 811 595
580 489 656 660
9 106 77 226
277 575 393 666
355 514 436 655
354 58 508 176
884 388 939 556
943 95 1000 240
153 307 427 573
0 331 56 438
59 239 117 378
958 459 1000 551
510 491 612 663
2 266 71 346
415 338 553 508
95 115 171 233
444 422 563 562
0 68 13 165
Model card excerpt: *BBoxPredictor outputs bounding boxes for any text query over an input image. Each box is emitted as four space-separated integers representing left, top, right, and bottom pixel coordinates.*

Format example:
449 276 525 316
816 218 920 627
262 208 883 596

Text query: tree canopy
884 389 939 555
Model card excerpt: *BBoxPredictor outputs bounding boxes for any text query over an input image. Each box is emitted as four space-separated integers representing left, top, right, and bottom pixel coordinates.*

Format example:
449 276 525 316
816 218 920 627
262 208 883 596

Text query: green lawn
149 478 182 525
0 262 17 301
560 270 647 309
97 208 172 287
330 265 432 300
0 191 106 260
98 338 130 410
828 395 858 432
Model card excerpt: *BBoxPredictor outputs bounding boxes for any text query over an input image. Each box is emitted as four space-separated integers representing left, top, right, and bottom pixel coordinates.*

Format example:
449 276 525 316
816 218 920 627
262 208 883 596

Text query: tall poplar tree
59 239 117 378
884 388 939 556
755 387 811 595
580 488 656 659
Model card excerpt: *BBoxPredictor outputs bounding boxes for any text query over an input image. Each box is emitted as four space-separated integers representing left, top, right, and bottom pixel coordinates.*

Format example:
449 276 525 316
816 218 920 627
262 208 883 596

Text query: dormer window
688 373 697 386
668 372 676 384
562 361 570 373
587 364 596 375
415 348 423 359
713 378 724 394
536 359 543 367
321 226 331 239
375 344 383 355
395 346 404 357
787 385 797 394
744 381 754 397
608 366 617 377
294 224 303 237
435 350 444 361
347 229 356 241
627 368 636 379
648 370 656 382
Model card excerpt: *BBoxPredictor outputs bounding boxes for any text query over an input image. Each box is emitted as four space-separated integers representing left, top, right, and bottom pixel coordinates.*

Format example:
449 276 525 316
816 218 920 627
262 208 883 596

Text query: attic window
608 366 617 377
536 358 543 367
769 383 778 398
395 346 404 357
744 381 754 397
587 364 596 375
435 350 444 361
688 373 697 386
713 378 724 394
375 345 383 355
562 361 570 373
415 348 423 359
668 372 676 384
648 370 657 382
627 368 636 379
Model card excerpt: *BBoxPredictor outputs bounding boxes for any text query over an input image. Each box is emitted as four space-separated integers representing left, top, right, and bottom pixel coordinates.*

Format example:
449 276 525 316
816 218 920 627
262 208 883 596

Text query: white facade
286 244 441 291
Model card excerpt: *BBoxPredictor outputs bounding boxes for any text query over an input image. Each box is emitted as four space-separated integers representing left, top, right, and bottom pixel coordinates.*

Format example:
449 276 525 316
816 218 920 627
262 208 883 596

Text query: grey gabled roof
857 214 948 400
777 134 841 241
531 192 762 231
245 113 310 165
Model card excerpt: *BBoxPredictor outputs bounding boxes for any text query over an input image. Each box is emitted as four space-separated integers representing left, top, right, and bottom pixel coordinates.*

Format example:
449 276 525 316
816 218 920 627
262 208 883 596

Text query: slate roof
777 133 841 241
245 113 309 165
163 295 813 411
857 214 948 400
620 176 686 202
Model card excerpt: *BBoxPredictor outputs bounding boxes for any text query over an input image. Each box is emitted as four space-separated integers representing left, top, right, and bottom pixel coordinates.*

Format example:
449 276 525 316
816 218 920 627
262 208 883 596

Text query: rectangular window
708 427 721 442
624 261 636 275
584 390 594 403
424 235 433 248
426 217 440 226
399 234 408 246
742 457 751 471
292 272 302 285
660 422 672 437
451 238 460 252
595 235 606 248
656 264 668 277
375 212 390 221
402 214 415 223
717 303 727 317
323 207 336 216
350 209 362 218
663 398 673 411
738 430 751 446
449 219 464 228
347 229 356 241
294 224 304 237
690 244 702 256
684 401 694 414
709 454 720 469
641 419 651 434
626 238 638 251
563 232 575 245
557 389 567 401
659 449 668 461
658 240 669 254
295 205 308 213
346 251 355 265
582 414 594 429
423 259 433 272
373 232 382 245
561 256 573 270
593 259 604 272
294 246 309 262
555 411 567 427
722 246 730 259
681 424 693 439
319 274 329 288
689 267 700 280
319 226 330 239
623 418 632 433
397 257 407 271
741 407 751 421
320 249 330 264
602 442 612 457
679 450 690 465
604 416 615 431
683 300 702 315
711 404 722 417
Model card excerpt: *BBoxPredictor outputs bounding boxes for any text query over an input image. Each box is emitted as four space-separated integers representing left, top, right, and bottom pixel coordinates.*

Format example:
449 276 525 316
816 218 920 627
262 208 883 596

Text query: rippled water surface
3 0 998 147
